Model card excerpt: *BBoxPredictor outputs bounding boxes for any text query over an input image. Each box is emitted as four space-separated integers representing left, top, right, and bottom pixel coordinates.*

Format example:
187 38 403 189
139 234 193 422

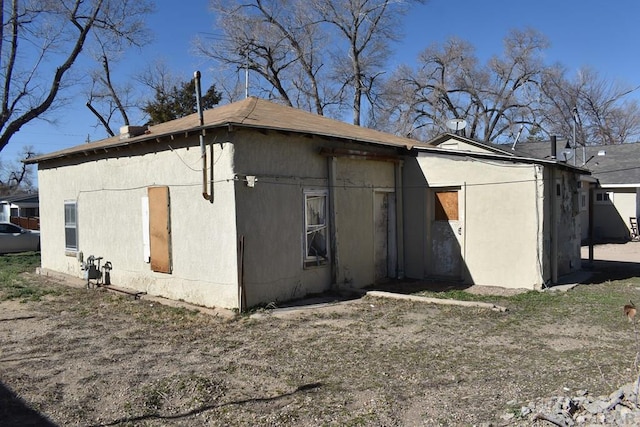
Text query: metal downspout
194 71 213 203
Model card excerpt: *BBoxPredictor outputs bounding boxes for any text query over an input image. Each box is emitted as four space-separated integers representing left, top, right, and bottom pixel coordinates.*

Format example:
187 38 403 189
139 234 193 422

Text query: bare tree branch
0 0 153 154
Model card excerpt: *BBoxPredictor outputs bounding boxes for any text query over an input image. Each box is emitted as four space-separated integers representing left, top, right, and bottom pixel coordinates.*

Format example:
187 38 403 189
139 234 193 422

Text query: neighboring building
514 140 640 243
0 193 39 228
26 100 588 310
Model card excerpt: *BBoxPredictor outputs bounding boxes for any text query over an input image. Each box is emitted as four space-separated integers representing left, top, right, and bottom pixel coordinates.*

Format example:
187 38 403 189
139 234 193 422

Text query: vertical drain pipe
195 71 213 203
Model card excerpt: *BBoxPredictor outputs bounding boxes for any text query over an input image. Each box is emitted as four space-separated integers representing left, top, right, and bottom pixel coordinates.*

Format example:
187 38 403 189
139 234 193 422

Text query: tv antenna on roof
445 118 467 134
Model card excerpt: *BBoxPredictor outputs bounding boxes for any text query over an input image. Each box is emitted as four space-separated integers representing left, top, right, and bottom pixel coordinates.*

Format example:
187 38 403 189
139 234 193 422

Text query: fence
10 216 40 230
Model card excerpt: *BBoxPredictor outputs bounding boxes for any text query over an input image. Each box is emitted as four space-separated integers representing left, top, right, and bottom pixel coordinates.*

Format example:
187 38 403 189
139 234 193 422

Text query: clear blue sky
4 0 640 165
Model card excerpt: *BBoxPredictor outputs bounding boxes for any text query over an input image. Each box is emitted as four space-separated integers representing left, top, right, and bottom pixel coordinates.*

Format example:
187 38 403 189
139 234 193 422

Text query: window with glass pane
305 191 329 266
64 201 77 251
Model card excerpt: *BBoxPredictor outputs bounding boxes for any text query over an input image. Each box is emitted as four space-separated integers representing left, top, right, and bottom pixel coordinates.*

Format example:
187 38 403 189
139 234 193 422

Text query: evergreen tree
143 81 222 125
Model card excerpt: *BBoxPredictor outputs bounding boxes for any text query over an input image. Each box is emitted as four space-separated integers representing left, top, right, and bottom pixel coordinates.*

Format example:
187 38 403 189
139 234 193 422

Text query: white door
430 189 464 279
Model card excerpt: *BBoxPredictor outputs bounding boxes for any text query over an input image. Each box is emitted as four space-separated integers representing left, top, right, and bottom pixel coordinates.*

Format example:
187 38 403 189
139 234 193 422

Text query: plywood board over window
148 186 172 273
434 191 458 221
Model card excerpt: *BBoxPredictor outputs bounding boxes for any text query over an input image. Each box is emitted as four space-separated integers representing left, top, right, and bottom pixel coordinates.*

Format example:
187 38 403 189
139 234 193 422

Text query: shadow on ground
268 257 640 311
0 381 56 426
580 259 640 284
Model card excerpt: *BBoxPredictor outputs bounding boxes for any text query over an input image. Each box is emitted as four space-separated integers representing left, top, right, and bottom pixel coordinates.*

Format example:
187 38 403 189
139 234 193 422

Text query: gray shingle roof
514 141 640 186
424 133 590 174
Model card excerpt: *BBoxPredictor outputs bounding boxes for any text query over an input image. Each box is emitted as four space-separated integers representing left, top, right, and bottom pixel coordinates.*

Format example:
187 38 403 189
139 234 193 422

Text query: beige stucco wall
404 154 547 289
612 189 637 237
231 130 398 306
334 157 396 286
591 188 636 241
37 140 239 308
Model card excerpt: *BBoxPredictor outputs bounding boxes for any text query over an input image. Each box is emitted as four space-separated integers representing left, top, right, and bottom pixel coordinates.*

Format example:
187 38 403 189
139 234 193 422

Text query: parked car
0 222 40 254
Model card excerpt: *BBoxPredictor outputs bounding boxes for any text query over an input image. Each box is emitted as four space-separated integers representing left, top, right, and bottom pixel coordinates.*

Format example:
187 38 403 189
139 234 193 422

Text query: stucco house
26 99 587 310
515 140 640 243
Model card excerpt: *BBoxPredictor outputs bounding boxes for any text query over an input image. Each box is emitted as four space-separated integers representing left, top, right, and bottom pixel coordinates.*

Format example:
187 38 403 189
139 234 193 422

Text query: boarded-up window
148 186 171 273
434 191 458 221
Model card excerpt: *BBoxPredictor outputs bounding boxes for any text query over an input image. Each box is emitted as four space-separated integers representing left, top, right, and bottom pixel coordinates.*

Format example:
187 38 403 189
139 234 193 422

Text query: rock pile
501 381 640 426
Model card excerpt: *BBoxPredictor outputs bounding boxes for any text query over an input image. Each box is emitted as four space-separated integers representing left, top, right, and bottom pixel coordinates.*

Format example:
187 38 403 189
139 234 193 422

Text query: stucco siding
553 170 582 275
231 131 397 306
37 142 239 308
401 159 428 279
334 157 395 287
436 138 496 154
614 190 639 233
232 131 330 306
408 154 545 289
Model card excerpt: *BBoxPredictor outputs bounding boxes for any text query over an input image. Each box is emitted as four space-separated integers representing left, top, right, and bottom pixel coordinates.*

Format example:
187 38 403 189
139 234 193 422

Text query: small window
64 201 78 251
595 191 613 204
580 191 588 212
304 190 329 267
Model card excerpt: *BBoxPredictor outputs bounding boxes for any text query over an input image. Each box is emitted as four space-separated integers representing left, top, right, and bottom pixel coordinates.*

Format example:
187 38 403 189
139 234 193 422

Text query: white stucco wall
37 141 239 308
405 154 546 289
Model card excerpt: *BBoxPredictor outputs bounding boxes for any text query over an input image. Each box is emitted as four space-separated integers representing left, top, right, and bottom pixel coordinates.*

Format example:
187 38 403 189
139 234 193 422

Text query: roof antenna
511 124 524 150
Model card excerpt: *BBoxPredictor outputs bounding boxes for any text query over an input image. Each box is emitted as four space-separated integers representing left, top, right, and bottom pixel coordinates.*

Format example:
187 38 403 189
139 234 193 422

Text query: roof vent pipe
194 71 213 203
550 135 557 160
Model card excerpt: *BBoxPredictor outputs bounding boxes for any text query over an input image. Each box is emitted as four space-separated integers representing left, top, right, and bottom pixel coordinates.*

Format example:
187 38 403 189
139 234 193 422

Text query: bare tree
375 28 549 142
200 0 421 124
0 146 36 195
85 37 142 137
0 0 153 153
540 66 640 145
311 0 420 125
200 0 331 113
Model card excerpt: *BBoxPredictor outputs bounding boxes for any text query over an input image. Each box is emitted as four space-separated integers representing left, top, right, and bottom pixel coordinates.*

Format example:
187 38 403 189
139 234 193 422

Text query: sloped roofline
423 132 590 174
26 97 440 164
426 132 517 156
0 193 39 204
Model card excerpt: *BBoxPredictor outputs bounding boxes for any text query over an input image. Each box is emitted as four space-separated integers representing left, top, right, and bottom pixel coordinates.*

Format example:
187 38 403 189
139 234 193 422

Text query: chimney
119 125 149 140
550 135 557 159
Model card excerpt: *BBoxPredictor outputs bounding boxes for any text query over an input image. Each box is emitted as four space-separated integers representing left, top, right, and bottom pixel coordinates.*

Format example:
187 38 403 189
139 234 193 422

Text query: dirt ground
2 244 640 426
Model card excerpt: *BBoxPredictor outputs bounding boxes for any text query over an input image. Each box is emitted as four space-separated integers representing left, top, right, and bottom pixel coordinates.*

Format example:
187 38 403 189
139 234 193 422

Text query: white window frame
304 189 329 267
64 200 78 252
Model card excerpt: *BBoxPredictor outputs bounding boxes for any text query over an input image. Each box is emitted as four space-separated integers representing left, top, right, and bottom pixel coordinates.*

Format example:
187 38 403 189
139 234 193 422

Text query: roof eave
27 121 439 165
414 146 591 175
